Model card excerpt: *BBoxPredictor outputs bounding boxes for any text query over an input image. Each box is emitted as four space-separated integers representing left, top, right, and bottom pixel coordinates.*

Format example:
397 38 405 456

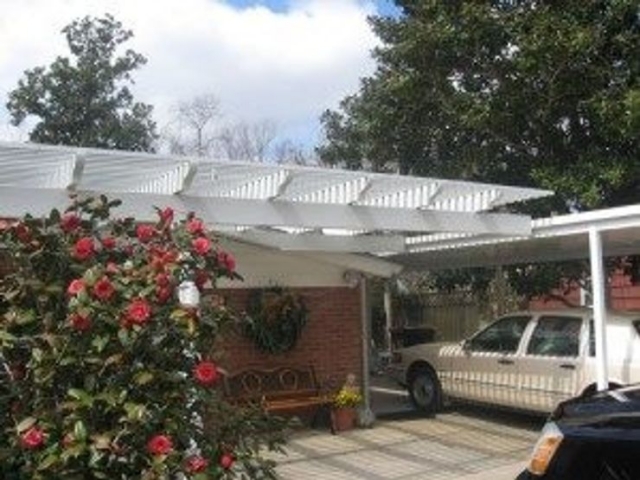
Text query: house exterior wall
217 286 363 392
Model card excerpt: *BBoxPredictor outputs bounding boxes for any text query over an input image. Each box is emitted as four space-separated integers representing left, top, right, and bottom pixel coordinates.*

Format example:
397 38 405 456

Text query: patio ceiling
0 141 552 254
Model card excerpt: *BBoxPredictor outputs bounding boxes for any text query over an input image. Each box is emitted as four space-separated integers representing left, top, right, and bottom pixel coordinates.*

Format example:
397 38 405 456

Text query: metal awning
0 141 552 253
390 204 640 270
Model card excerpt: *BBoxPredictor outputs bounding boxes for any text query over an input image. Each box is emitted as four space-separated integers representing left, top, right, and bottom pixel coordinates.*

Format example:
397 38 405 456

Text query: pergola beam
225 229 407 253
0 187 533 236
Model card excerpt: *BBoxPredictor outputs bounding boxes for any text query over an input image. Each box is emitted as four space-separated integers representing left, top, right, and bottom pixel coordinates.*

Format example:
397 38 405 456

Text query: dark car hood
552 385 640 429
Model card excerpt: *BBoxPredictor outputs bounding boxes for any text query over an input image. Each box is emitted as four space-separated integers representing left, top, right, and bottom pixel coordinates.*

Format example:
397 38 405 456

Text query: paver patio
272 409 543 480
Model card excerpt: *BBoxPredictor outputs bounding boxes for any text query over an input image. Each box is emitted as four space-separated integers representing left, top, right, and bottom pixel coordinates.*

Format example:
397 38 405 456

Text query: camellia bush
0 196 286 479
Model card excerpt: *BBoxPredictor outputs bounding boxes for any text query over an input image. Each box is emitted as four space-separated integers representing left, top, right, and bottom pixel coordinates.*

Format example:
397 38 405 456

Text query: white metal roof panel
0 141 553 254
391 204 640 270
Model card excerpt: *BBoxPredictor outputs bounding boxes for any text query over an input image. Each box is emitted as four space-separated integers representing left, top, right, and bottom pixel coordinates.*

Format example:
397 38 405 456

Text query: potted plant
331 376 363 432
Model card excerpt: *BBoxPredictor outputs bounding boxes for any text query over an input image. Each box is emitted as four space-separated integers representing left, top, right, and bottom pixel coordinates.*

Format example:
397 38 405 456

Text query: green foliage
6 14 157 151
318 0 640 299
0 197 286 479
242 287 308 355
318 0 640 211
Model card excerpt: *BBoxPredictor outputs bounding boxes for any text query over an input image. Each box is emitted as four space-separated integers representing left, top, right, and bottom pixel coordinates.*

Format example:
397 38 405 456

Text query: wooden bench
223 365 334 432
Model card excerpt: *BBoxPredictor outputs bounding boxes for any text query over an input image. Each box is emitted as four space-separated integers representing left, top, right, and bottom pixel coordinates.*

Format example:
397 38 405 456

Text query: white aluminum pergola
0 141 555 413
2 141 636 395
0 142 551 250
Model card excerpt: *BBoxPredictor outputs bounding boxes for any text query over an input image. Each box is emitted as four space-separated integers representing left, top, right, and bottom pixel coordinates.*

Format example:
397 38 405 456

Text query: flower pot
331 407 357 432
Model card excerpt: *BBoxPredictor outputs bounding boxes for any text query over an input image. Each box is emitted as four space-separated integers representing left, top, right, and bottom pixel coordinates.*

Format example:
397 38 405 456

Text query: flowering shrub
0 196 286 479
332 388 363 409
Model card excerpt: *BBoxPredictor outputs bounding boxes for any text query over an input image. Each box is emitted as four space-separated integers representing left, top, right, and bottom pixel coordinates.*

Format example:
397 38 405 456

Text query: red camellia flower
220 452 235 470
147 434 173 456
69 313 91 331
155 272 170 287
193 361 219 386
101 236 116 250
72 237 95 261
20 426 45 450
127 298 152 326
217 251 236 272
106 262 119 274
14 223 31 243
60 213 81 233
194 270 209 290
186 218 205 235
159 207 174 225
136 224 155 243
67 279 85 296
149 247 179 271
185 455 209 473
156 286 172 304
192 237 211 256
93 277 115 301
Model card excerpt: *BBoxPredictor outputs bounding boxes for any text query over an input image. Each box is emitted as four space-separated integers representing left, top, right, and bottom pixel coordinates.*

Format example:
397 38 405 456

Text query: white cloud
0 0 380 146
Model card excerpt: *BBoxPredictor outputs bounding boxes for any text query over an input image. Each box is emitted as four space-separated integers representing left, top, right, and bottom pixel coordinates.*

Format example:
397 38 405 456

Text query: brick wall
608 273 640 310
529 272 640 311
217 287 363 391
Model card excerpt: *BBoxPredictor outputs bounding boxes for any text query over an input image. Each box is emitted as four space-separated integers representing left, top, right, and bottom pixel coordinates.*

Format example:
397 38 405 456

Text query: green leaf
31 348 43 362
73 420 87 441
123 402 147 422
104 353 122 366
16 309 36 325
117 328 130 347
67 388 93 407
37 453 59 471
16 417 37 433
88 448 105 468
96 390 118 407
59 357 77 366
44 284 63 295
60 444 84 462
133 371 154 385
48 208 61 223
0 330 16 343
92 335 110 353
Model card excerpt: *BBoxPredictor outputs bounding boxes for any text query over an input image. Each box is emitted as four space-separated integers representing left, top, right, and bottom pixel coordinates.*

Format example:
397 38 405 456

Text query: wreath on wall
242 287 309 354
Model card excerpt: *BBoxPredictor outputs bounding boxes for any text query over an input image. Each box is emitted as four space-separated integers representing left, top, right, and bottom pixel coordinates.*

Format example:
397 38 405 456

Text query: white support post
589 227 609 391
384 283 393 355
360 276 375 426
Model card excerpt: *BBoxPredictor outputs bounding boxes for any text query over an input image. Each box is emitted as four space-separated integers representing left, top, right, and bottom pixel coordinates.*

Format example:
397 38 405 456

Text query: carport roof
390 203 640 270
0 141 552 255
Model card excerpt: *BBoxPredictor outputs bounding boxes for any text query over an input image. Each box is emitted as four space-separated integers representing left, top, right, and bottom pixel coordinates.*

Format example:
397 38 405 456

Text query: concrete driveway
273 376 545 479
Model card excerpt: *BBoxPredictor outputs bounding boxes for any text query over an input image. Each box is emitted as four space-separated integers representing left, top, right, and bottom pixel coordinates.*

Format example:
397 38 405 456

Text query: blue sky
228 0 400 16
0 0 400 154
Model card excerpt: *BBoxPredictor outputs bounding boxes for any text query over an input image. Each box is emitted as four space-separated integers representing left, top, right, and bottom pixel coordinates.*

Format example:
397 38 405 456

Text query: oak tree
7 14 157 151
